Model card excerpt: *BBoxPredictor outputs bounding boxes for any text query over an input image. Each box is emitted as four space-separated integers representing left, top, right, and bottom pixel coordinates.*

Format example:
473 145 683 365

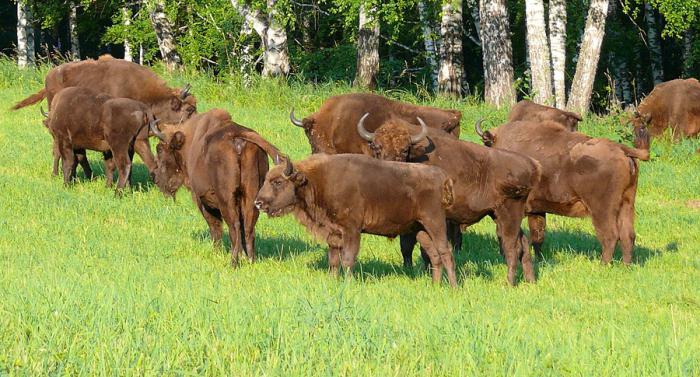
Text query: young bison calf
152 109 283 266
254 154 458 286
46 87 159 189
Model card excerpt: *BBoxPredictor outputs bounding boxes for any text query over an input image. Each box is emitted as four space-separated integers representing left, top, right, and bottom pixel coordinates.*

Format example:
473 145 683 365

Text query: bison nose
254 200 264 210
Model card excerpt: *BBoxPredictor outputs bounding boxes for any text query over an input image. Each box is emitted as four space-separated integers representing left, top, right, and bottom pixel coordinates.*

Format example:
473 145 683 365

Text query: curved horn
289 109 304 127
411 117 429 144
282 156 294 178
40 106 48 118
356 113 374 142
475 118 485 137
149 115 166 141
179 83 191 99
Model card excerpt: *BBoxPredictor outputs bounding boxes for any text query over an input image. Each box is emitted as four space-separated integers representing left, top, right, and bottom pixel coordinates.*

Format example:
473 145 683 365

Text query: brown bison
151 109 283 266
630 78 700 139
476 119 650 264
12 55 197 176
254 154 458 286
289 93 462 154
357 115 541 285
508 100 583 132
46 87 160 188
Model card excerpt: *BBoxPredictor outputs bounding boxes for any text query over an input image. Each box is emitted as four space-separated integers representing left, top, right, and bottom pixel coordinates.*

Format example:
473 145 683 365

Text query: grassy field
1 61 699 376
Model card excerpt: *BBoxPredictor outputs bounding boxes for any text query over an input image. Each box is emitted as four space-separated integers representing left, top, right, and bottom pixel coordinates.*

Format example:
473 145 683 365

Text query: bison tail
620 145 650 161
234 131 285 165
11 88 46 110
441 178 455 208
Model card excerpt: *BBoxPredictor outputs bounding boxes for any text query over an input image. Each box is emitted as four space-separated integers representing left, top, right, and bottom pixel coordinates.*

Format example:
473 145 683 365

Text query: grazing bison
508 100 583 132
47 87 160 188
151 109 283 266
357 115 541 285
476 119 650 264
289 93 462 154
254 154 458 286
12 55 197 176
630 78 700 139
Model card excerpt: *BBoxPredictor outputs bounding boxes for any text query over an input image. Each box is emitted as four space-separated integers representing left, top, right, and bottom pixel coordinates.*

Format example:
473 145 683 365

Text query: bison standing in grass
289 93 462 154
151 109 283 266
254 154 458 286
629 78 700 140
476 120 650 264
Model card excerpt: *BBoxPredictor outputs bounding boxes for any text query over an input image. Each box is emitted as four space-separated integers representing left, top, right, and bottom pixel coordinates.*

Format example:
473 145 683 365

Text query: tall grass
0 60 698 376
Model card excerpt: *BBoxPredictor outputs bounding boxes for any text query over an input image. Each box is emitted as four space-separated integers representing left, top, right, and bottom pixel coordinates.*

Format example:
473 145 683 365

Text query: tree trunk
68 2 80 60
149 0 181 70
300 10 313 52
525 0 552 104
354 4 380 89
466 0 481 41
239 19 255 87
479 0 515 107
122 6 133 62
682 28 694 77
16 2 35 68
549 0 567 109
644 2 663 85
566 0 609 114
437 0 463 97
418 1 439 90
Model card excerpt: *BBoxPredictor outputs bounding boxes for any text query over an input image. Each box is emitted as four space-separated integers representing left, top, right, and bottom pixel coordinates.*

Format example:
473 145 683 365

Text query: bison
12 55 197 176
357 114 541 285
289 93 462 154
508 100 583 132
46 86 160 188
151 109 283 266
630 78 700 139
476 119 650 264
254 153 458 286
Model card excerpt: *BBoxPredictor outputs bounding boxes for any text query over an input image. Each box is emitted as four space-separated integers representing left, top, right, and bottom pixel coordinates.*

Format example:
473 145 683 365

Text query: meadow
0 61 699 376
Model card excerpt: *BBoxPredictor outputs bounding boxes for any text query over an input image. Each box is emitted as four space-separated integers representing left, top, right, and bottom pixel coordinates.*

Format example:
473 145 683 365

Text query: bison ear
170 97 182 111
291 172 307 187
481 131 495 147
170 131 185 150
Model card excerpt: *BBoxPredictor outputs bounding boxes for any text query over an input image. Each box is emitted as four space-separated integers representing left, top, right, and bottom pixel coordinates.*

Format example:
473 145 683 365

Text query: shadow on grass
71 160 155 192
192 229 316 261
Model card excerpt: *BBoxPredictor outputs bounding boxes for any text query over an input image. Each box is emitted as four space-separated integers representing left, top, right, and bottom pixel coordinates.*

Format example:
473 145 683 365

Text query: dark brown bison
289 93 462 154
12 55 197 176
254 154 458 286
151 109 283 266
47 87 160 188
508 100 583 132
357 115 541 285
630 78 700 139
476 119 650 264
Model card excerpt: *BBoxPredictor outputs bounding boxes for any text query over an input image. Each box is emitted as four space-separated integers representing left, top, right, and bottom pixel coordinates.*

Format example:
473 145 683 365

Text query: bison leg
238 149 266 263
340 231 361 279
59 146 77 186
220 203 243 267
416 228 457 287
103 151 115 187
114 148 133 191
195 196 223 248
75 149 92 179
590 206 620 265
617 195 637 265
133 137 157 175
527 214 547 259
447 220 462 254
326 231 343 277
399 233 416 269
495 202 534 285
51 141 61 176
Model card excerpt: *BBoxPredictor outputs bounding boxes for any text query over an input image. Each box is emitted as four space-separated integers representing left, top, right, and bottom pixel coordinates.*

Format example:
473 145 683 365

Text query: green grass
1 60 699 376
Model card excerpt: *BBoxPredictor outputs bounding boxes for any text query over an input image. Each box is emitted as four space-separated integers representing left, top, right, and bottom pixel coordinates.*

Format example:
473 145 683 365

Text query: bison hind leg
527 214 546 259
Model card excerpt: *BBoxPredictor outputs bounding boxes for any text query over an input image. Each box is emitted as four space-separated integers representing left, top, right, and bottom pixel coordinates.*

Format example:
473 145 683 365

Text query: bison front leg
111 147 133 191
340 231 361 279
133 137 157 176
447 220 463 254
399 233 417 269
58 143 77 185
416 228 457 287
103 151 115 187
527 213 546 259
51 141 61 176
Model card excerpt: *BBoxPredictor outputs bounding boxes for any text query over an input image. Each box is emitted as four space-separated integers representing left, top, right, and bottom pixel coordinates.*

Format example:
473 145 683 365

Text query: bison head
152 84 197 125
357 114 429 162
255 157 306 217
475 119 496 147
289 109 325 153
627 111 652 150
151 121 187 197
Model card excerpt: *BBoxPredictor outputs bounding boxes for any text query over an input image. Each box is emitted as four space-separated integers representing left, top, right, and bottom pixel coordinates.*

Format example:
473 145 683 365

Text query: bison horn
40 106 48 118
149 115 166 141
411 117 429 144
282 156 295 178
475 118 485 137
180 83 191 99
356 113 374 142
289 109 304 127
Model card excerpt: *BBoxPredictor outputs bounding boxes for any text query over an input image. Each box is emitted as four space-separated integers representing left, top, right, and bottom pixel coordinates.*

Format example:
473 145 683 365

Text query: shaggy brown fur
631 78 700 138
508 100 583 131
255 154 458 286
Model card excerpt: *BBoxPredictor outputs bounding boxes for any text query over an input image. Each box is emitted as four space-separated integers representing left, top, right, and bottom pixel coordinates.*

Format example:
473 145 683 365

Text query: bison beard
255 154 458 286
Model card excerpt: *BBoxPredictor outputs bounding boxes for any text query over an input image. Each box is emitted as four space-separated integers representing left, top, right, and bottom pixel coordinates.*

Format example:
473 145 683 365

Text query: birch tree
549 0 567 108
525 0 552 104
437 0 463 97
69 1 80 60
16 1 35 68
644 2 664 85
149 0 182 70
122 6 133 62
479 0 515 107
566 0 609 114
682 29 694 77
418 0 439 89
354 4 380 89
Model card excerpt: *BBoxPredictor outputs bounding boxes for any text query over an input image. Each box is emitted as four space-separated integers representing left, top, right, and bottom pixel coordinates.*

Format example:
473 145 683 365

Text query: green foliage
625 0 700 37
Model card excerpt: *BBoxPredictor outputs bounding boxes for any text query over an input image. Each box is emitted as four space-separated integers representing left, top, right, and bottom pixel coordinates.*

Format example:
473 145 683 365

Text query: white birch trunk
525 0 552 104
683 29 693 77
418 1 439 89
69 2 80 60
479 0 515 107
353 4 380 89
566 0 609 114
549 0 567 108
122 7 133 62
644 2 663 85
466 0 481 41
149 0 181 71
16 2 35 68
438 0 463 97
239 19 255 86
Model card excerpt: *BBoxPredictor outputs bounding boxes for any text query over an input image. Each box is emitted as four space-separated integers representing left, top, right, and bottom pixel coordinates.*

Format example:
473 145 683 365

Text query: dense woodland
1 0 699 113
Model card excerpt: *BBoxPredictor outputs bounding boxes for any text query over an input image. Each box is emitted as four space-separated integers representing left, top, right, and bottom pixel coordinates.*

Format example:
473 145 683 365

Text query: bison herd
14 55 698 286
